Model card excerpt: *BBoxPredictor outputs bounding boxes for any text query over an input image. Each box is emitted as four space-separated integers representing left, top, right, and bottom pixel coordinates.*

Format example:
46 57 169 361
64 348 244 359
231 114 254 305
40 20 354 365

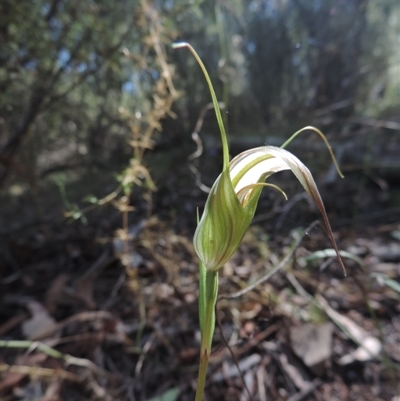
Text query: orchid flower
173 42 345 401
194 143 346 273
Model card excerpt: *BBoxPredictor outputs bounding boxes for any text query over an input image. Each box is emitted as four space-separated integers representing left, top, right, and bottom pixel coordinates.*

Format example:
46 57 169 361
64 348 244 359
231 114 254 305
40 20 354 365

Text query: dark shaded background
1 1 399 400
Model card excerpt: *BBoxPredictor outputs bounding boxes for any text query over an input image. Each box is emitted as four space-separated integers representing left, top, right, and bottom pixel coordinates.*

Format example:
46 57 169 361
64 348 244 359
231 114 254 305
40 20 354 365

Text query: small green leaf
391 230 400 241
372 273 400 294
305 249 364 270
146 387 180 401
83 195 98 204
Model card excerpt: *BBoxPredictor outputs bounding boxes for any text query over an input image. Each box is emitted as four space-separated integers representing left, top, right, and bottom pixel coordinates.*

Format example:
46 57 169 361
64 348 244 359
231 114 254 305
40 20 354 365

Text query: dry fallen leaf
290 323 334 375
22 301 57 340
316 294 382 365
279 350 311 390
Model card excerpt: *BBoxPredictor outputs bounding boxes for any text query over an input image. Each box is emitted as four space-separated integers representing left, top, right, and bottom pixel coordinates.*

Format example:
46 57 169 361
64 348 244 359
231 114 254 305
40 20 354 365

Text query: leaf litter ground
1 177 400 401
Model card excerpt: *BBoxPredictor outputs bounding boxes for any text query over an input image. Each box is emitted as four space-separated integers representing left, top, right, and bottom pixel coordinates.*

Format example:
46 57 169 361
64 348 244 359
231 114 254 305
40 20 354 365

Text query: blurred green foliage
0 0 398 189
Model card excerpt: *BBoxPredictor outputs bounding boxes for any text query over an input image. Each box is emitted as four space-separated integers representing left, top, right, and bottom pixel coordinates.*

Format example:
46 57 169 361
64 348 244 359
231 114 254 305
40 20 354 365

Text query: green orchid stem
195 268 218 401
280 126 344 178
172 42 229 170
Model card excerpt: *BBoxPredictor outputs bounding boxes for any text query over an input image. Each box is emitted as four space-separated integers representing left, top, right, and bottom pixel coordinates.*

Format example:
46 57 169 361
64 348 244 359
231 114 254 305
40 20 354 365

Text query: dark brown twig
219 221 320 300
215 306 253 401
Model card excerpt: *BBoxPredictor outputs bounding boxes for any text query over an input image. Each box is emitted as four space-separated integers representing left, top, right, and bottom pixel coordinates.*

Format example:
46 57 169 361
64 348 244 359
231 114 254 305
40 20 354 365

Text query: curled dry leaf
316 295 382 364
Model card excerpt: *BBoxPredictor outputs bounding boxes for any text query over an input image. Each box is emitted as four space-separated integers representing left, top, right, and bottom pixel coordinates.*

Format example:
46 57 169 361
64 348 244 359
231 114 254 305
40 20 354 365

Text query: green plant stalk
173 41 347 399
173 42 227 399
280 126 344 178
214 1 229 129
172 42 229 170
196 264 218 401
0 340 105 374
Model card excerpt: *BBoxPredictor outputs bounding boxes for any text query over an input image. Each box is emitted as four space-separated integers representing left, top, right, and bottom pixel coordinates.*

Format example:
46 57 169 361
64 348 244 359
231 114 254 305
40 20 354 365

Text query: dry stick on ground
215 308 253 401
219 221 320 300
210 323 281 364
0 340 111 377
134 332 156 376
0 363 80 383
28 310 116 341
212 221 319 400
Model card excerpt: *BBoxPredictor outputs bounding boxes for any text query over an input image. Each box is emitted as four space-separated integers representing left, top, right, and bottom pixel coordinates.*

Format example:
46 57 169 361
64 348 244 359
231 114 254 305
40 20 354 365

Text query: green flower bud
193 167 254 271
